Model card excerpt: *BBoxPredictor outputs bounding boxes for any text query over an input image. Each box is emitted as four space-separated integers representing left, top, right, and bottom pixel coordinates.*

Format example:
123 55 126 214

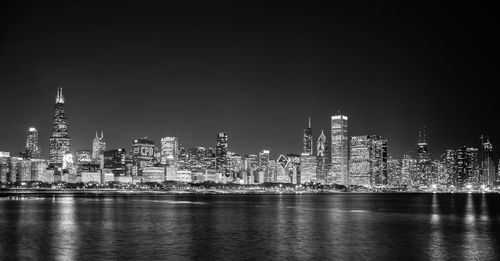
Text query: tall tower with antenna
49 86 71 166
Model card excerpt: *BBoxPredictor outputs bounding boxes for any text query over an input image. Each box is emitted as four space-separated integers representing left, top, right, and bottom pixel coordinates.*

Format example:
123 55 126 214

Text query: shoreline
1 189 498 196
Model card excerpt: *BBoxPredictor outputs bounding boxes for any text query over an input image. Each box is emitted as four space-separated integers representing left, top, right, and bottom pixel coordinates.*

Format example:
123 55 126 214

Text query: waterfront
1 193 499 260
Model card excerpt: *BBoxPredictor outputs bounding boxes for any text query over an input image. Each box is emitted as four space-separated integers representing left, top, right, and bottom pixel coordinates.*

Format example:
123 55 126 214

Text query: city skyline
0 2 497 161
0 85 498 163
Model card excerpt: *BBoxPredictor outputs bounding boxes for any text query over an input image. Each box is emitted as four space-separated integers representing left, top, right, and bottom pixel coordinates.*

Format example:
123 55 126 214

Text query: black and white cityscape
1 2 499 260
0 86 498 192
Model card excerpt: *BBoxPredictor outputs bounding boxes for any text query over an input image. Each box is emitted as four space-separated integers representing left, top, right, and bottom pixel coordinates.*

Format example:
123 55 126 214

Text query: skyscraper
160 137 179 166
415 127 432 188
302 117 313 155
92 131 106 159
316 129 329 184
330 114 349 185
349 135 388 188
455 147 480 188
480 135 496 187
216 132 228 175
21 127 40 159
49 87 71 167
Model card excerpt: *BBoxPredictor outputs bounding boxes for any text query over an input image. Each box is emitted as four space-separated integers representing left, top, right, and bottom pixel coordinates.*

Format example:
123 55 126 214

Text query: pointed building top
308 117 311 129
55 86 65 104
101 131 104 138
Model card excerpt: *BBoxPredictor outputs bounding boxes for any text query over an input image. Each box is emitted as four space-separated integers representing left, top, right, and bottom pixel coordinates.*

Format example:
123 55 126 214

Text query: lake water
0 193 499 260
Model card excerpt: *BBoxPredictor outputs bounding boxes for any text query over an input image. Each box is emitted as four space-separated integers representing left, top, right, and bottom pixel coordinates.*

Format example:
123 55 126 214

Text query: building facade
49 87 71 166
330 114 349 185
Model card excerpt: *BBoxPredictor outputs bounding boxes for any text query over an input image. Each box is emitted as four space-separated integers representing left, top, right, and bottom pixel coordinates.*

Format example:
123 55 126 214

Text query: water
1 193 499 260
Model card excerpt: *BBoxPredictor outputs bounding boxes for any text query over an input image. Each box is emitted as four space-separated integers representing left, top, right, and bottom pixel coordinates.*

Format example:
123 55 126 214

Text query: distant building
216 132 228 175
330 114 349 185
258 150 271 182
49 87 71 167
20 127 40 159
455 147 480 188
132 137 155 171
300 154 317 183
316 130 329 184
401 154 417 188
104 149 126 175
349 135 387 188
76 150 92 164
303 118 313 155
160 137 179 166
415 127 432 188
480 135 496 187
387 157 401 187
92 131 106 159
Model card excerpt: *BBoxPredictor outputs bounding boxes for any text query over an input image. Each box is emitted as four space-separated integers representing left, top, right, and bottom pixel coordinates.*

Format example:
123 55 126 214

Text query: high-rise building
76 150 92 164
401 154 417 188
258 149 271 182
303 118 313 155
387 157 401 187
349 135 388 188
439 149 456 187
480 135 496 187
316 129 329 184
21 127 40 159
49 87 71 167
92 131 106 159
300 154 317 184
330 114 349 185
415 128 432 188
455 147 480 188
349 136 371 188
160 137 179 166
132 137 155 171
104 149 126 175
216 132 228 175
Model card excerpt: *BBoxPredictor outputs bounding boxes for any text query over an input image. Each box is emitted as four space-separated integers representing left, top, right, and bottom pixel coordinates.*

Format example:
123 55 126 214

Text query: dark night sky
0 2 498 160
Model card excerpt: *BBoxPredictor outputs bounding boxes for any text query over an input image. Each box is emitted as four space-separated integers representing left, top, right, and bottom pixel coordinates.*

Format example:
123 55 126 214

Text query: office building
330 114 349 185
48 87 71 166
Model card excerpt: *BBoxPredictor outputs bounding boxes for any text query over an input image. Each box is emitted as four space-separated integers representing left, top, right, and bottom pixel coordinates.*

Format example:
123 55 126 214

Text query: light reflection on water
0 193 499 260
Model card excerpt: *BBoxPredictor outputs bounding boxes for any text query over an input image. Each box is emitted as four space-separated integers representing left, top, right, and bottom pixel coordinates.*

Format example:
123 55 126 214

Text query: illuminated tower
316 129 329 184
92 131 106 159
49 87 71 167
302 117 313 155
216 132 228 175
160 137 179 165
480 135 495 186
416 127 432 187
330 114 349 185
21 127 40 159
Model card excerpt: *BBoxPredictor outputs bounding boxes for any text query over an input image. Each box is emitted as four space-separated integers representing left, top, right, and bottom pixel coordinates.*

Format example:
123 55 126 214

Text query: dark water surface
1 193 499 260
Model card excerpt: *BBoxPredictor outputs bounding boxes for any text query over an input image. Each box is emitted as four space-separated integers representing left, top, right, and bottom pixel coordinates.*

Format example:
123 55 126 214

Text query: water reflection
55 197 78 261
0 193 499 260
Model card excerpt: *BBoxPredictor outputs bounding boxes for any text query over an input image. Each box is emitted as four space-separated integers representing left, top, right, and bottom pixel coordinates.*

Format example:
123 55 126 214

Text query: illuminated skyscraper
160 137 179 166
258 149 271 182
21 127 40 159
92 131 106 159
49 87 71 167
480 135 496 186
330 114 349 185
303 118 313 155
415 127 432 187
455 147 480 188
132 137 155 170
216 132 228 175
349 135 388 188
316 129 329 184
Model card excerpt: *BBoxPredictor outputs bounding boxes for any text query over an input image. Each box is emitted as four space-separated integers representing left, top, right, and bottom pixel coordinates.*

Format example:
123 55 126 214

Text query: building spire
55 86 65 103
308 117 311 128
423 126 426 143
101 131 104 138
